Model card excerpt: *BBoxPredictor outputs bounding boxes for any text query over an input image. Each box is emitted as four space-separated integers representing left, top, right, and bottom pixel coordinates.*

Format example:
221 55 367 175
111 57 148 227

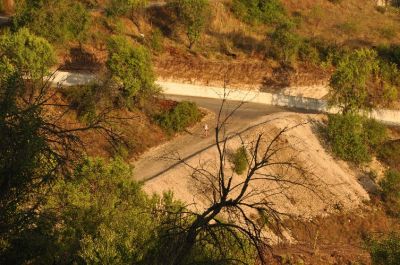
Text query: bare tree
153 95 323 265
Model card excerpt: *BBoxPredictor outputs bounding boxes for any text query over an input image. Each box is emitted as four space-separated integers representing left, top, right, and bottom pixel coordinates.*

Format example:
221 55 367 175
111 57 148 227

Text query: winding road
133 95 293 182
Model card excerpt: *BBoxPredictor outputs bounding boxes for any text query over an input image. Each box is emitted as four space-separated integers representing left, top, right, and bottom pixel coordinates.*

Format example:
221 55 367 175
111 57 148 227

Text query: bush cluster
368 233 400 265
107 35 158 106
232 0 286 25
12 0 90 43
155 101 202 134
326 114 387 163
230 146 248 175
378 140 400 171
379 169 400 217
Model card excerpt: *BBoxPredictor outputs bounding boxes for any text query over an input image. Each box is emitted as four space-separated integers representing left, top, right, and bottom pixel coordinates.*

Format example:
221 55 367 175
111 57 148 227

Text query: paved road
133 95 287 182
0 15 10 26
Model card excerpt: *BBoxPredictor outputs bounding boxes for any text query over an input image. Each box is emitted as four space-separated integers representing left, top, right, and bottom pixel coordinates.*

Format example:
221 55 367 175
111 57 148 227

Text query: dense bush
363 119 388 149
379 169 400 217
368 233 400 265
170 0 210 49
269 21 302 64
230 146 248 175
378 140 400 171
326 114 387 163
106 0 147 17
13 0 90 44
329 48 380 114
107 35 158 105
377 45 400 67
298 40 321 65
156 101 202 134
62 83 108 124
0 28 56 80
232 0 286 25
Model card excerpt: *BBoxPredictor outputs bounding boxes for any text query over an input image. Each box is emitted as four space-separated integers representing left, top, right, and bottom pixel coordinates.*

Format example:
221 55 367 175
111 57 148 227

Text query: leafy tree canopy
107 35 158 105
0 28 55 80
329 48 379 113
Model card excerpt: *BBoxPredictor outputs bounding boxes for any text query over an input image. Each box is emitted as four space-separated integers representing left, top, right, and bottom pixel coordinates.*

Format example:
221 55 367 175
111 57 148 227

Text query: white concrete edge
51 71 400 126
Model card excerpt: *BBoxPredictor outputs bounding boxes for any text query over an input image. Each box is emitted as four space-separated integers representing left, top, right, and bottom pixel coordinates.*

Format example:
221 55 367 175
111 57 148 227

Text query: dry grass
283 0 400 46
58 0 400 91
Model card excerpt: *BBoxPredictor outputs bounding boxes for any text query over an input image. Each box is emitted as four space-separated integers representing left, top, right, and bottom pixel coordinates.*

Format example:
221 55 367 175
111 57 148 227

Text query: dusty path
132 95 286 181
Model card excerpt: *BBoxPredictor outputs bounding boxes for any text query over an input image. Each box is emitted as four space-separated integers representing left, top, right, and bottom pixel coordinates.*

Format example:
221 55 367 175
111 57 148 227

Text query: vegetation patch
325 114 387 164
379 169 400 217
230 146 248 175
232 0 287 25
378 140 400 171
155 101 202 134
367 233 400 265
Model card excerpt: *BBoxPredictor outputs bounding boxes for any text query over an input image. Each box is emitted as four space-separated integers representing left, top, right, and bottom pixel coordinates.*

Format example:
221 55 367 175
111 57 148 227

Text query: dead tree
156 95 323 265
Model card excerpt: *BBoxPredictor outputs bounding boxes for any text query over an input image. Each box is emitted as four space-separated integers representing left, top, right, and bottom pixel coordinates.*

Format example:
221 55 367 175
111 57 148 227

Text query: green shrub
326 114 369 163
379 26 397 40
269 21 302 64
368 233 400 265
299 40 320 64
329 48 380 114
336 21 358 34
379 169 400 217
232 0 286 25
156 101 202 134
230 146 248 175
13 0 90 44
63 84 103 124
149 28 164 52
106 0 147 17
378 140 400 170
170 0 210 49
377 44 400 67
107 35 158 106
362 119 387 149
326 114 386 164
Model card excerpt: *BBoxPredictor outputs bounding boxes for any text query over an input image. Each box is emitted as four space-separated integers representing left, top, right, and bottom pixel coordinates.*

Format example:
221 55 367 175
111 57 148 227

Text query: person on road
204 123 209 137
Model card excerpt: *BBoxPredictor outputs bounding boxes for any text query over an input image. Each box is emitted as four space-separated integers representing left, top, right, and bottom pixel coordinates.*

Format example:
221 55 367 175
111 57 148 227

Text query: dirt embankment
144 113 369 218
154 48 332 98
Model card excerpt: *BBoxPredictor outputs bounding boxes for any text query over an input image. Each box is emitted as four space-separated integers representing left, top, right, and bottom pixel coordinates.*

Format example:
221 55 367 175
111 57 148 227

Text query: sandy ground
144 112 369 220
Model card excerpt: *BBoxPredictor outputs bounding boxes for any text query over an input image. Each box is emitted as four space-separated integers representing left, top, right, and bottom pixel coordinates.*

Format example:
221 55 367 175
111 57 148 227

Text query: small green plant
379 26 397 40
269 21 302 64
298 40 320 65
379 169 400 217
232 0 287 25
378 140 400 170
336 21 358 34
155 101 202 134
230 146 248 175
149 28 164 52
367 233 400 265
